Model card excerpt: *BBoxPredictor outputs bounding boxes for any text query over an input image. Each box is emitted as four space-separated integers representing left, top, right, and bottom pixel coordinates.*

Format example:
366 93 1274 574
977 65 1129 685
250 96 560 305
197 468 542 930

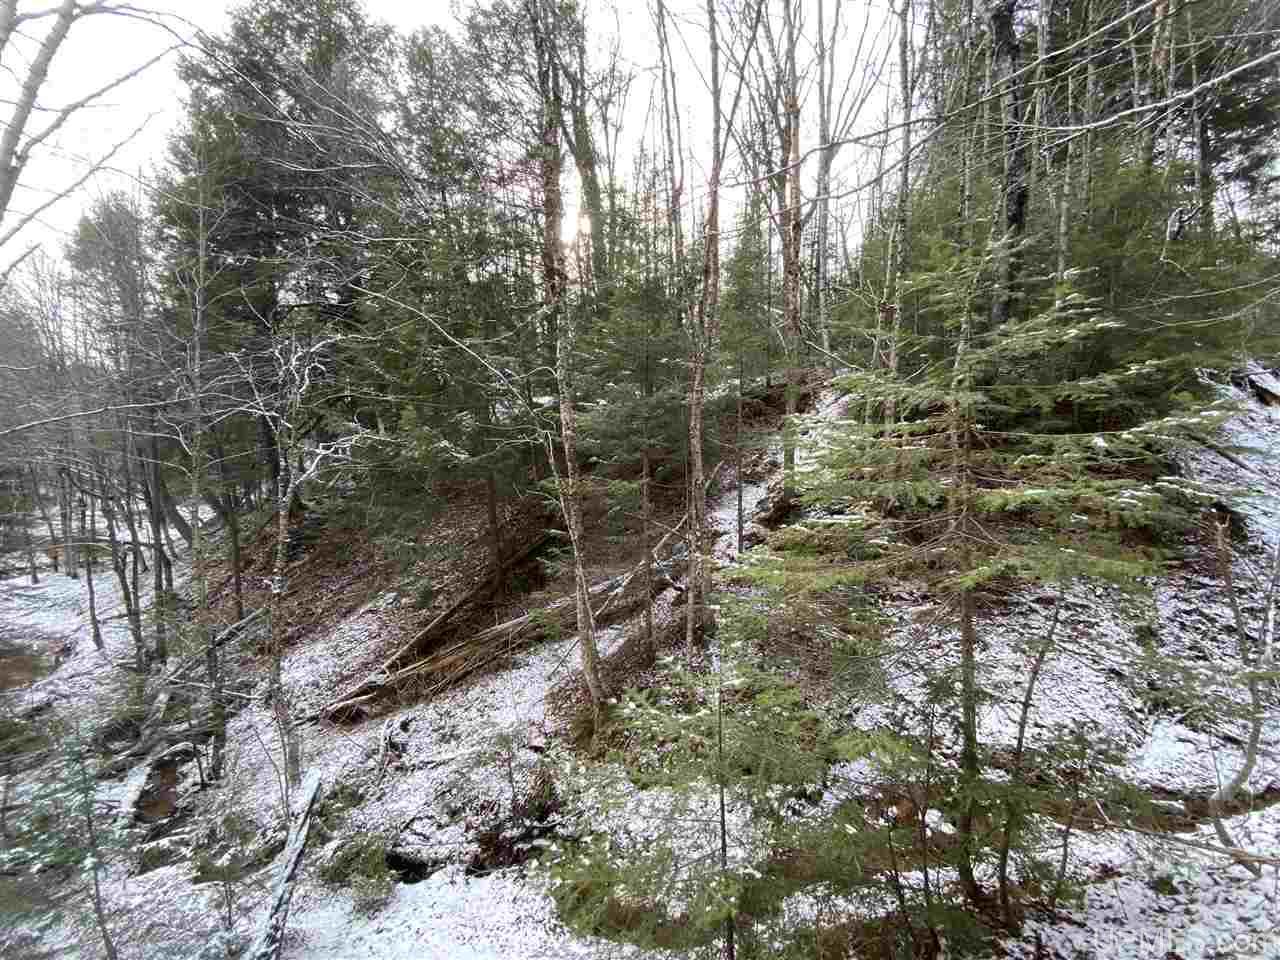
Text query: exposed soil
0 639 52 691
135 758 181 824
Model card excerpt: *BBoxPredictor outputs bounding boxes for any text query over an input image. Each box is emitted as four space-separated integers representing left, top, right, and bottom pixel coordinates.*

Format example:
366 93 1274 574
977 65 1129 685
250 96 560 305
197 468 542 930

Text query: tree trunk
154 465 193 548
997 594 1063 926
212 438 246 621
271 429 301 793
642 445 654 656
885 0 912 427
147 431 167 662
84 499 103 650
118 451 148 659
957 587 982 903
99 468 144 670
656 0 687 322
1055 78 1073 289
736 353 744 554
28 466 57 566
562 28 610 301
60 467 77 579
22 513 37 585
684 0 726 649
1187 6 1214 239
244 776 322 960
815 0 834 356
781 0 803 493
78 745 120 960
1083 0 1096 210
529 0 606 715
989 0 1029 327
486 469 503 597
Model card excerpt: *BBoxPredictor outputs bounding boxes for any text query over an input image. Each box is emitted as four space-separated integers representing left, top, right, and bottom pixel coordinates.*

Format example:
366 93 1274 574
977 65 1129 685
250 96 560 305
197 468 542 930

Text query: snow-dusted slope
4 374 1280 960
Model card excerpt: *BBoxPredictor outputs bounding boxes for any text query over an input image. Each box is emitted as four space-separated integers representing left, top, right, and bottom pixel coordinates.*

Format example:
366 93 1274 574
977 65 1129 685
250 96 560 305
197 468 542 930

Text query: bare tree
0 1 175 260
985 0 1029 326
526 0 607 718
883 0 916 426
812 0 889 356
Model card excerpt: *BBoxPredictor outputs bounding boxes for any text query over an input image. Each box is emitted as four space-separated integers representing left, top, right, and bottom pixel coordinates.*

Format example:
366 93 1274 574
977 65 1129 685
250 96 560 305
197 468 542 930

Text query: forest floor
2 374 1280 959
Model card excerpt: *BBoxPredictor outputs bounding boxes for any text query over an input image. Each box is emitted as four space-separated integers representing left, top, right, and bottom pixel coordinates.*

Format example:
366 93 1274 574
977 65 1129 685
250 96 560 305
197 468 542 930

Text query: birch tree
526 0 608 715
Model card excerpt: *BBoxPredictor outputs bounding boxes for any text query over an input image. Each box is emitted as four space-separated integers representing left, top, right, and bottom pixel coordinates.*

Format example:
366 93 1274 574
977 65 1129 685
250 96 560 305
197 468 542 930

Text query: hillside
4 1 1280 958
2 370 1278 959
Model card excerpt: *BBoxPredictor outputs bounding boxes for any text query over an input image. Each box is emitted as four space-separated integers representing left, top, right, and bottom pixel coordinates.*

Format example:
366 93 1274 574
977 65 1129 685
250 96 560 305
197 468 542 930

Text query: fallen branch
244 773 324 960
1074 814 1280 866
161 607 267 687
322 517 689 722
321 467 728 722
340 528 555 695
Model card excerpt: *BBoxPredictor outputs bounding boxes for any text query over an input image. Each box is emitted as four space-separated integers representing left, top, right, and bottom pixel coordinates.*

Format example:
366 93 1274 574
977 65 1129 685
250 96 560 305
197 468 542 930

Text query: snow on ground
279 591 401 720
287 864 655 960
199 582 658 958
1182 371 1280 542
1004 804 1280 959
5 373 1280 959
0 543 173 724
709 474 769 563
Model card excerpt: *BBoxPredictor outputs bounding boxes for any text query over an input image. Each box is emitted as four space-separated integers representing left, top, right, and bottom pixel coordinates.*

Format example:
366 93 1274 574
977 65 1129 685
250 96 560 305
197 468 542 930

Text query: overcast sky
9 1 455 256
9 0 894 264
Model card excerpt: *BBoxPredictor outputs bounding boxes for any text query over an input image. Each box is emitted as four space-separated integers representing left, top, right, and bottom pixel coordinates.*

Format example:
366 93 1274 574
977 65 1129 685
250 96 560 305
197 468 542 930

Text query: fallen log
321 467 725 722
321 528 556 715
321 570 647 721
322 516 694 722
244 773 323 960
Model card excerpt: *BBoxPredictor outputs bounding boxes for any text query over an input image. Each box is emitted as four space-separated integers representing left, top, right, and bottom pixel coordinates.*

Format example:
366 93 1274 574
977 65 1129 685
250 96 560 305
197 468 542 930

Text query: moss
0 714 47 756
314 781 365 840
320 833 395 915
410 582 436 610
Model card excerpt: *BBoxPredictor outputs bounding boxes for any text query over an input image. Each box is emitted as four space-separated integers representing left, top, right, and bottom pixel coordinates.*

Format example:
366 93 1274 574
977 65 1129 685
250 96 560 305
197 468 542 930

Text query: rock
754 491 796 526
384 844 445 883
138 835 187 873
742 523 770 549
740 452 780 483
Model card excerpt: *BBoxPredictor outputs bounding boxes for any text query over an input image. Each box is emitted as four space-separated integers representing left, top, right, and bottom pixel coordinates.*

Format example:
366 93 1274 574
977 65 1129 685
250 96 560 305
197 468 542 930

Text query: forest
1 0 1280 957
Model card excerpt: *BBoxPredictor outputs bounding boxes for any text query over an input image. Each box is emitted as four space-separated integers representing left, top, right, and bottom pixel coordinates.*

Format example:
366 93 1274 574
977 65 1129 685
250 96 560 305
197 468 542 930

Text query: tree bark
28 466 58 567
529 0 607 716
59 466 77 579
957 587 982 903
98 464 145 670
780 1 803 493
684 0 727 648
84 499 103 650
244 775 323 960
486 468 503 597
885 0 912 427
147 429 168 662
655 0 687 324
154 465 193 548
1187 5 1214 239
22 509 37 585
988 0 1028 327
77 741 120 960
